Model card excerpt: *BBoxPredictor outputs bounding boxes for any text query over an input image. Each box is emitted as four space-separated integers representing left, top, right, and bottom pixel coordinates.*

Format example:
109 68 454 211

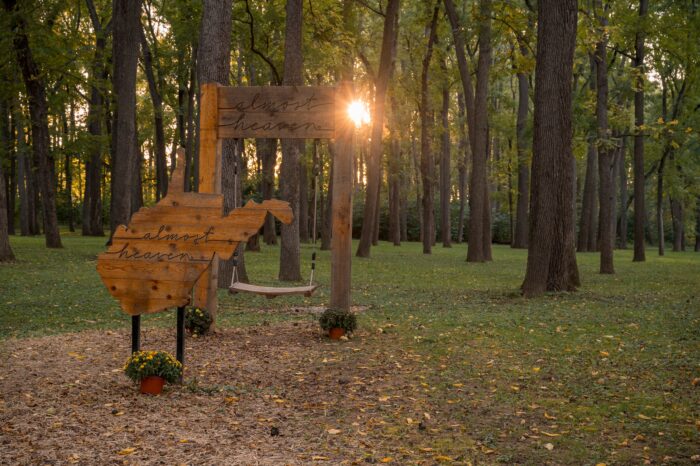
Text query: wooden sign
97 152 293 315
217 86 336 139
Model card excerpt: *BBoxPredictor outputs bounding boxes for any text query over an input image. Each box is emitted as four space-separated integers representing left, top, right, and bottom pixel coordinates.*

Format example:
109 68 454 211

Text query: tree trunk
83 0 106 236
467 0 493 262
356 0 400 257
321 143 333 251
456 93 468 244
419 4 439 255
299 148 309 243
512 61 530 248
521 0 580 297
131 115 143 215
109 0 140 240
388 96 401 246
578 135 599 252
139 25 168 200
0 158 14 261
1 98 13 238
632 0 648 262
279 0 304 281
618 136 628 248
657 157 665 256
5 0 62 248
440 81 451 248
259 138 278 245
595 0 614 274
670 197 683 252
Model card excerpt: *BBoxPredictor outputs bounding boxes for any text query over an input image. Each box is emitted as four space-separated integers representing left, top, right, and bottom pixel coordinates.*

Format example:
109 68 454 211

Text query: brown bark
321 143 333 251
388 96 401 246
15 112 33 236
83 0 107 236
299 148 309 243
356 0 400 257
139 25 168 200
633 0 648 262
694 196 700 252
456 93 468 244
0 158 14 261
279 0 303 281
618 136 628 248
670 196 684 252
4 0 62 248
467 0 492 262
109 0 140 241
512 57 530 249
440 79 451 248
419 4 439 254
259 138 278 245
595 0 614 274
521 0 580 297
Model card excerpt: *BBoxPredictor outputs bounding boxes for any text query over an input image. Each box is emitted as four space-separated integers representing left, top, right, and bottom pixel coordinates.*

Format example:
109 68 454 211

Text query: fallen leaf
541 431 561 437
599 351 610 357
544 443 554 451
544 412 557 420
117 447 136 456
434 455 453 462
312 456 329 461
327 428 341 435
638 414 651 420
380 457 393 463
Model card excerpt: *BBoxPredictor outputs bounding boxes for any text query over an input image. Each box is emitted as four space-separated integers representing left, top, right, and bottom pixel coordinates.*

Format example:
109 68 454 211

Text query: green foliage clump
185 307 213 335
319 309 357 333
123 350 182 383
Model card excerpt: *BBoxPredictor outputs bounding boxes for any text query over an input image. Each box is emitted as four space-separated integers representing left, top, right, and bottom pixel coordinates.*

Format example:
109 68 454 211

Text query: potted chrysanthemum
184 306 213 336
124 350 182 395
319 308 357 339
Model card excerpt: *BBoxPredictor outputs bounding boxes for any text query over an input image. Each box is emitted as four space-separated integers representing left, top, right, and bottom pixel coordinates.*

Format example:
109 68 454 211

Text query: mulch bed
0 319 463 465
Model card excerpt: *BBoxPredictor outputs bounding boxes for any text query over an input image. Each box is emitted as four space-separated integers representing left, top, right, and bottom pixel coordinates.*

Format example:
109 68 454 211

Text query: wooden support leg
131 315 141 353
176 306 185 383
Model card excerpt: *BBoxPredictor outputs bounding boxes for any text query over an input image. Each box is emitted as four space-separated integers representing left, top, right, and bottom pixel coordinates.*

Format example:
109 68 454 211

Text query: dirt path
0 322 470 465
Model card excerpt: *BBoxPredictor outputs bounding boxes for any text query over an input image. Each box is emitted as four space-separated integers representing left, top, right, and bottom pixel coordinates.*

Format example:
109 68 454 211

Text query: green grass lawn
1 233 698 463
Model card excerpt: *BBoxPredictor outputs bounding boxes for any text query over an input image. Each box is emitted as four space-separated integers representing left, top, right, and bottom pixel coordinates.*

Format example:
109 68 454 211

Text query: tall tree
110 0 140 238
512 40 530 249
595 0 615 274
0 158 13 261
578 56 599 253
521 0 580 297
356 0 400 257
419 3 439 254
3 0 62 248
632 0 648 262
279 0 304 280
439 59 451 248
82 0 108 236
467 0 493 262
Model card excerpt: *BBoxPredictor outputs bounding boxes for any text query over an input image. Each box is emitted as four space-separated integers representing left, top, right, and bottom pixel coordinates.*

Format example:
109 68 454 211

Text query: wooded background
0 0 698 284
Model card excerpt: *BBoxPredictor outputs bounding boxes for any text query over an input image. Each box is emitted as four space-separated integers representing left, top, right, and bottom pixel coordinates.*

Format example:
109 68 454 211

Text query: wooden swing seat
228 282 319 299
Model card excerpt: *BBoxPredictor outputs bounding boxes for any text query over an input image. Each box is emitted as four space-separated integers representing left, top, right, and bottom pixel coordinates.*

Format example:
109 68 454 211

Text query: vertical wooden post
331 81 354 311
194 83 222 319
131 315 140 353
176 306 185 382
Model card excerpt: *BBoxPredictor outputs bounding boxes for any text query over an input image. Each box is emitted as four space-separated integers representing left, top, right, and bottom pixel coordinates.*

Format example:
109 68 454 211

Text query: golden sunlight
347 100 371 128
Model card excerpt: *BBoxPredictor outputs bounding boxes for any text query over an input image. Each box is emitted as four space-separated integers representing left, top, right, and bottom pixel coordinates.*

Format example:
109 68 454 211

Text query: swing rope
228 154 319 298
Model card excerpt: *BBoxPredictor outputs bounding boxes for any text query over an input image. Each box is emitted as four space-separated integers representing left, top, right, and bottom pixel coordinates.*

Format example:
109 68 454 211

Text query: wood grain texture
96 150 292 316
217 86 335 139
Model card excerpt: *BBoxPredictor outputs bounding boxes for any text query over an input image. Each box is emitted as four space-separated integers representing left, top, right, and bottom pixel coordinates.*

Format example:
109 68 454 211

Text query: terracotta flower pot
140 375 165 395
328 327 346 340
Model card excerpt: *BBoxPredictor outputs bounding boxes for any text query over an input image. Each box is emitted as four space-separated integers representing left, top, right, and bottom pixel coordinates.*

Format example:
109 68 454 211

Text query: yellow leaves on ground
544 443 554 451
599 351 610 357
67 352 86 361
544 412 557 420
638 413 652 420
326 428 342 435
434 455 454 462
380 457 393 463
117 447 136 456
312 455 329 461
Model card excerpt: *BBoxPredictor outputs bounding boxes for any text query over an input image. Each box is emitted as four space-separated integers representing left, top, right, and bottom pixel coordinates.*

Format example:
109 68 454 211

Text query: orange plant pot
140 376 165 395
328 327 346 340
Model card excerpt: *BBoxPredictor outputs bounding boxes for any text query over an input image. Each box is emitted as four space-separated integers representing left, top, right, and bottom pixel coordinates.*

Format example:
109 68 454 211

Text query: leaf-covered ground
1 235 699 464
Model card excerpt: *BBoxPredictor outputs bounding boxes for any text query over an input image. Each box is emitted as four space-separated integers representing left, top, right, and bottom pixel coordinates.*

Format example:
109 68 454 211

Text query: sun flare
347 100 371 128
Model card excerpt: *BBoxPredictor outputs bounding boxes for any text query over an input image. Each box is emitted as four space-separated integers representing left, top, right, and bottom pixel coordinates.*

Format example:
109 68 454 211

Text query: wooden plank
330 81 354 311
229 282 319 298
217 86 335 139
195 83 222 317
96 147 293 317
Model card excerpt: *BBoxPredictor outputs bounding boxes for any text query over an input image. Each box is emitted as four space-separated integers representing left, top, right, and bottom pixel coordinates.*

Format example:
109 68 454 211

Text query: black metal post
176 306 185 382
131 315 141 353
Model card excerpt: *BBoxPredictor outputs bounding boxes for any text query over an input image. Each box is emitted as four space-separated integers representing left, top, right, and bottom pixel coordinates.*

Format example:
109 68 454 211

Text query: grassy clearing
1 234 698 463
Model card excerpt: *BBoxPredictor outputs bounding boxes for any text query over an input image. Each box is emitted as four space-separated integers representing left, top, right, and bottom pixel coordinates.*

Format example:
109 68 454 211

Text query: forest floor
1 234 699 465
